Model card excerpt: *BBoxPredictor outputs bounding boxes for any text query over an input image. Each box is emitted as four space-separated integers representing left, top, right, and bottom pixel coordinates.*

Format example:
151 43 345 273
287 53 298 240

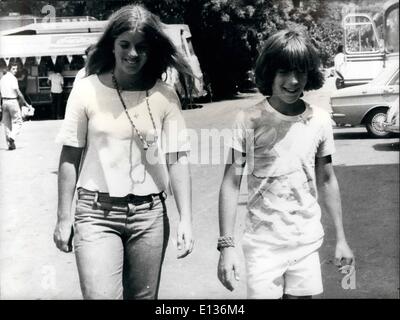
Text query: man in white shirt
0 62 30 150
47 68 64 119
334 45 346 89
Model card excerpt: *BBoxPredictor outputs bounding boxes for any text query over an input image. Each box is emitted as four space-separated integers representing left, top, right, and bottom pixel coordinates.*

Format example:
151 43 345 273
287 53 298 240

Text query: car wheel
365 108 391 138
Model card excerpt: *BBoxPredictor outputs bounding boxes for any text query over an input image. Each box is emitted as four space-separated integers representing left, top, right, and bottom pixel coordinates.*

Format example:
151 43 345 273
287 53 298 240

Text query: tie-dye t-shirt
231 98 335 247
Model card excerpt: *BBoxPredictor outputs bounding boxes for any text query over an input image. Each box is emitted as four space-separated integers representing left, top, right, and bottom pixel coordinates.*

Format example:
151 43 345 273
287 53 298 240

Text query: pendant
145 131 157 146
144 141 159 164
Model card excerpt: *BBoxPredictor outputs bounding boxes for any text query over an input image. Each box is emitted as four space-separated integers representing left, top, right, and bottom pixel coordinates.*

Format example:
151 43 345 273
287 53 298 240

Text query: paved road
0 79 398 299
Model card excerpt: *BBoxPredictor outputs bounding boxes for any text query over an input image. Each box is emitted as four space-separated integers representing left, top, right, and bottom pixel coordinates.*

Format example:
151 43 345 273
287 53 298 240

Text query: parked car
383 96 399 133
330 63 399 138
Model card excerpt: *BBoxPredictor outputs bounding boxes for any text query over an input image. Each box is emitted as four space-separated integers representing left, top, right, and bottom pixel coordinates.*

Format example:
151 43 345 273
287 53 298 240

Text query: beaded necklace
111 70 158 150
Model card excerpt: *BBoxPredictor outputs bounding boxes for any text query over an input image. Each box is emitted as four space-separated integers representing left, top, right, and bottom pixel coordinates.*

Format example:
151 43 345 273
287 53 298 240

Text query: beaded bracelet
217 236 235 251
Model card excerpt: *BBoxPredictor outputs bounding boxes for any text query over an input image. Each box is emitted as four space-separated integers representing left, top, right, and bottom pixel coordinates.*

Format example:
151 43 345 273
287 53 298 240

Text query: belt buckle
93 192 99 209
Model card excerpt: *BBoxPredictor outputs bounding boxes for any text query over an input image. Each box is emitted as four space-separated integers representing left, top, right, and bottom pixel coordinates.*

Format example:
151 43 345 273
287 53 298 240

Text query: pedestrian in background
53 4 195 300
47 67 64 119
334 44 346 89
0 62 30 150
217 29 354 299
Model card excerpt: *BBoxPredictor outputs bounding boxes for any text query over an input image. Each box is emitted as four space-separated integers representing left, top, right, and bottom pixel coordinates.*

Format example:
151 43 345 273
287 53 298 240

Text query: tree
1 0 390 98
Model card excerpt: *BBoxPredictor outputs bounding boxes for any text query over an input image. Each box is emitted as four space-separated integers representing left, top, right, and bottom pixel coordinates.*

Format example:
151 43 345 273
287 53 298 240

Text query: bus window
385 7 399 53
186 37 195 56
344 15 380 54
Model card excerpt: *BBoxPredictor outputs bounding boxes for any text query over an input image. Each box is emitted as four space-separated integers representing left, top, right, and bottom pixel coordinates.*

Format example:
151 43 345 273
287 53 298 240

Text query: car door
342 13 385 87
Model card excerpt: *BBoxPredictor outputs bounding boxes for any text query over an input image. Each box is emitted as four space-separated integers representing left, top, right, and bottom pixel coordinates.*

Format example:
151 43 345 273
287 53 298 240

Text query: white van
339 0 398 88
162 24 206 99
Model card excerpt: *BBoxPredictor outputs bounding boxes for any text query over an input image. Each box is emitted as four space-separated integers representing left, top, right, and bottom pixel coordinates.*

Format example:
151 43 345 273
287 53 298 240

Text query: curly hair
255 29 325 96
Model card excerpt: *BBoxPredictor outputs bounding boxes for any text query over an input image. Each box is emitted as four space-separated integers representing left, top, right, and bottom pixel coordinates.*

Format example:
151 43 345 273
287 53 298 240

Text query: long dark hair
255 29 324 96
86 4 194 95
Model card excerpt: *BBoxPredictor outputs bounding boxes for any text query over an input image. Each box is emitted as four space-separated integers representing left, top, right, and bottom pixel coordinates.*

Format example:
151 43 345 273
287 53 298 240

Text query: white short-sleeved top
48 73 64 93
230 98 335 247
73 68 86 87
0 72 19 98
334 52 345 74
56 75 190 197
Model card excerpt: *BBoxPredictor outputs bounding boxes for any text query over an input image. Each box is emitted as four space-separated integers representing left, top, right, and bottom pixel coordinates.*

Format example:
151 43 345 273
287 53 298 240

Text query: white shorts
242 234 323 299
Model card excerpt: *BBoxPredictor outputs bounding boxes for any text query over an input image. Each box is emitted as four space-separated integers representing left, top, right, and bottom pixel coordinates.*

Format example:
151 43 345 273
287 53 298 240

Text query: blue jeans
73 188 169 299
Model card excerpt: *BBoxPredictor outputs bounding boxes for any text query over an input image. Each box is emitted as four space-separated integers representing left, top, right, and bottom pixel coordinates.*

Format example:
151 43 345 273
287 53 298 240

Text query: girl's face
113 30 149 77
270 69 308 108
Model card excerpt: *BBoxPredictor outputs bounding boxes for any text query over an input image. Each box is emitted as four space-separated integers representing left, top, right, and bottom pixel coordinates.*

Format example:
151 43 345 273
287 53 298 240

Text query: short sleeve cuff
316 149 335 158
55 126 87 147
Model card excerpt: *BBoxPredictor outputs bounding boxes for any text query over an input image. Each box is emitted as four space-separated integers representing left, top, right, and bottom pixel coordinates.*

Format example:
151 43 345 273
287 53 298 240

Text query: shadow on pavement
333 130 370 140
320 163 399 298
373 141 400 152
182 104 204 110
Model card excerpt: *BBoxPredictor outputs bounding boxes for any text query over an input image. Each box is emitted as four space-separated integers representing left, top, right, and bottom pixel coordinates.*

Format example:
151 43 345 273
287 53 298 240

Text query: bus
0 15 205 118
338 0 399 88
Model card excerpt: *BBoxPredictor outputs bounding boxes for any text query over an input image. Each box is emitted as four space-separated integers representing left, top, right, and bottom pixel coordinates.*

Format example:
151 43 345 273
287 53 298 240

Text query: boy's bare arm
316 155 354 266
218 148 245 291
219 148 246 235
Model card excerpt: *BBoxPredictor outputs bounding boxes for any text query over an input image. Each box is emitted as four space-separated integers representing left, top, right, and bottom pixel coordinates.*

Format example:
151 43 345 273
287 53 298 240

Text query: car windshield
368 65 399 86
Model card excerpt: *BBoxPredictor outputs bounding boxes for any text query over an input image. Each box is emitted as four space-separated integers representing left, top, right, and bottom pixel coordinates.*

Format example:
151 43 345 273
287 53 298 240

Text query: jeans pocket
75 198 114 220
126 200 168 241
76 199 95 213
136 198 165 212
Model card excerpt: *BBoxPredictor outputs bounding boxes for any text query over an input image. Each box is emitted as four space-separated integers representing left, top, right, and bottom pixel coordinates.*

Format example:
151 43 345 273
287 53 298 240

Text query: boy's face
270 69 307 107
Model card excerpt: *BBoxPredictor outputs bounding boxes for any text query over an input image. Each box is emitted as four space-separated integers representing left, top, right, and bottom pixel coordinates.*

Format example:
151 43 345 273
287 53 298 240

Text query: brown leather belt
77 188 166 206
1 97 18 100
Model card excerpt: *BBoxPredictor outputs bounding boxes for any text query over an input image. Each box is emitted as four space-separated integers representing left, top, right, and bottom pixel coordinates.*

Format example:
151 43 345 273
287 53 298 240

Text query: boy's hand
176 219 194 259
218 247 240 291
334 240 355 268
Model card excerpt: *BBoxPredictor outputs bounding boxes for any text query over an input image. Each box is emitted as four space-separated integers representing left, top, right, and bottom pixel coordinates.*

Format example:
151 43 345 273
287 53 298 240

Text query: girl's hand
176 219 194 259
53 220 73 253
